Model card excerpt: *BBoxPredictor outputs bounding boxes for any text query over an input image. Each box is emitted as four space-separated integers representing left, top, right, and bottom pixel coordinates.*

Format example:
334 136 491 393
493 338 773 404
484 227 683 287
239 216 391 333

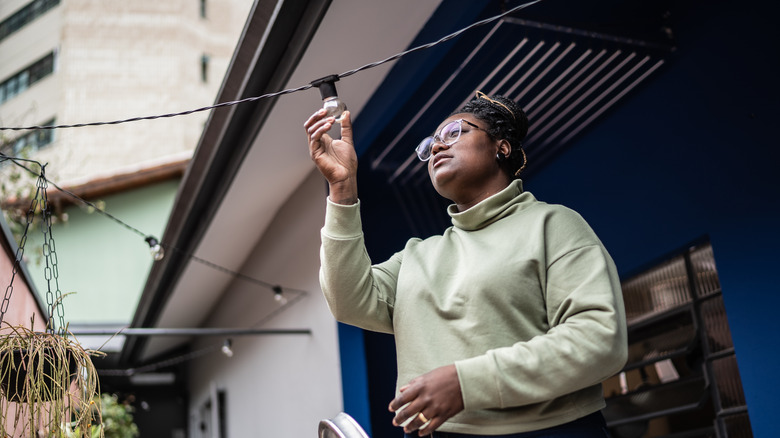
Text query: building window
602 240 752 436
0 0 61 43
197 389 226 438
0 52 55 105
200 54 210 83
200 0 207 18
8 119 56 155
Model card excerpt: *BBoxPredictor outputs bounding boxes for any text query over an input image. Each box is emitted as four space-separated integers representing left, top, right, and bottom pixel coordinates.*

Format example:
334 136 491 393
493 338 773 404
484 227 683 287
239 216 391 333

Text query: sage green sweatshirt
319 180 627 435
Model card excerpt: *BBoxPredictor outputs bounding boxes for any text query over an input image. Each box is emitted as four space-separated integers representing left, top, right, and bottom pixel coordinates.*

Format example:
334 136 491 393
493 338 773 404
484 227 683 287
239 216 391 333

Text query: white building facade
1 0 252 183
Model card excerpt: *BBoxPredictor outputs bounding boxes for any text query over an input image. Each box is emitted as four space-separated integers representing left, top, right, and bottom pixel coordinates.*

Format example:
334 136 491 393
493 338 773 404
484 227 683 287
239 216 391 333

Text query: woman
304 93 627 437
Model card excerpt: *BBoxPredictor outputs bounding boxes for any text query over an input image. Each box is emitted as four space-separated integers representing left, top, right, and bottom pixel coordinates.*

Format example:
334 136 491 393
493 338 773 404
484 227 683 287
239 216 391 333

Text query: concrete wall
187 170 344 437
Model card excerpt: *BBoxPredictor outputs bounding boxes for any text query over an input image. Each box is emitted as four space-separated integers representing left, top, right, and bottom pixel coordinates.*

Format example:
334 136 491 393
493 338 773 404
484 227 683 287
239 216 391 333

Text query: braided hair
452 93 529 178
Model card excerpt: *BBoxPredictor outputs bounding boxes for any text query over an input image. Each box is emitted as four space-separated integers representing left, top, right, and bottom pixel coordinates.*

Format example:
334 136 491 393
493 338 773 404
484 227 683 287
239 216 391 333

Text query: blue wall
337 322 373 436
527 2 779 435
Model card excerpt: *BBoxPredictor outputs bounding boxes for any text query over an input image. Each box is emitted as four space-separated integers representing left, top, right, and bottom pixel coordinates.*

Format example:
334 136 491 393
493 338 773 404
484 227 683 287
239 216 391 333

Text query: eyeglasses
415 119 488 161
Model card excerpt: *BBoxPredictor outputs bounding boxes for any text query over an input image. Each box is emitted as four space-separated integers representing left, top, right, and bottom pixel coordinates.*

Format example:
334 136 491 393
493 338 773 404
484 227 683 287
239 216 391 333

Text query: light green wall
25 179 179 323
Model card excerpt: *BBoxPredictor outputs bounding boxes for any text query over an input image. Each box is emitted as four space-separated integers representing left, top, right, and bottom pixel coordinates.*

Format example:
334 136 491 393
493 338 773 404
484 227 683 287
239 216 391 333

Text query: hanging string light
221 339 233 358
273 285 287 305
312 75 347 124
144 236 165 261
1 153 306 301
0 0 543 132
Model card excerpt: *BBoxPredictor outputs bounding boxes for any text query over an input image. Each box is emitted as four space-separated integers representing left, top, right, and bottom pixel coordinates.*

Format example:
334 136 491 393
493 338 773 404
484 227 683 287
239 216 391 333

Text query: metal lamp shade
318 412 370 438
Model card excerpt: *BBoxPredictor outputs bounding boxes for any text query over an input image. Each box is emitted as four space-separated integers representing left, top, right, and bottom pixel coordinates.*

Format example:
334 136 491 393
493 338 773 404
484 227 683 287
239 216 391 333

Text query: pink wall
0 239 47 332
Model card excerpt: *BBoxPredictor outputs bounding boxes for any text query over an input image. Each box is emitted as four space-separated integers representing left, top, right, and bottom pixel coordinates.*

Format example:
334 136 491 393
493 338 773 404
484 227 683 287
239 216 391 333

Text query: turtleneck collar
448 180 533 231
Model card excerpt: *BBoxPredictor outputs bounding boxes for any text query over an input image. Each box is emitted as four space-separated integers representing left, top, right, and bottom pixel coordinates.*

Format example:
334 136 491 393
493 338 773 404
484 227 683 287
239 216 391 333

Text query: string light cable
1 1 546 373
0 0 545 321
0 153 307 301
0 0 543 132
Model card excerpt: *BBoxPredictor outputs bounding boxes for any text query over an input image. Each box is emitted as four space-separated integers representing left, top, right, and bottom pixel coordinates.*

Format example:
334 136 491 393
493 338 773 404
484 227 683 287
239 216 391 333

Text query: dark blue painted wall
527 1 780 436
337 323 372 436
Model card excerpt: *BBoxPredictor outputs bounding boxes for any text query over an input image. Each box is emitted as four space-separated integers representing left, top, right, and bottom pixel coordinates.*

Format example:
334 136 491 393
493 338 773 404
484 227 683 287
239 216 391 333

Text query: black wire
338 0 542 80
1 153 306 296
0 0 542 132
0 83 313 131
1 0 544 291
2 152 147 237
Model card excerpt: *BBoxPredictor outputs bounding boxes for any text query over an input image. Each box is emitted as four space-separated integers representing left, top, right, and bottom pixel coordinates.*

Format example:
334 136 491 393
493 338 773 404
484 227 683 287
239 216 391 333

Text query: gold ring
417 412 429 424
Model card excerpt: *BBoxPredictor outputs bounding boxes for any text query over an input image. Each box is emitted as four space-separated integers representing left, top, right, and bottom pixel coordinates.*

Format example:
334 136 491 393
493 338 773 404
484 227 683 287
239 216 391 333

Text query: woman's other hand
388 364 465 436
304 109 358 204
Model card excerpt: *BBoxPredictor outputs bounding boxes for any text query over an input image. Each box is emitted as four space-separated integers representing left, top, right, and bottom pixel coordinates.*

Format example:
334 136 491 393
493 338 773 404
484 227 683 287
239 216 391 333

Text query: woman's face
427 113 507 204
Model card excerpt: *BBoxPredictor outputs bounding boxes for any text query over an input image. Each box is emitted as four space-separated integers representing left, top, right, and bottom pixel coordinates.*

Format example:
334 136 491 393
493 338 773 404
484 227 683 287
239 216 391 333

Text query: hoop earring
514 148 527 177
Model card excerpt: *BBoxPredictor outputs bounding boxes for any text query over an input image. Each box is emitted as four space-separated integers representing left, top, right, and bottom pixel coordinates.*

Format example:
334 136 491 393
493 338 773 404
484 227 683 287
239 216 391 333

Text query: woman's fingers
305 109 333 145
303 108 327 131
407 411 432 435
391 405 436 436
389 382 427 433
339 111 353 145
307 118 333 143
388 380 416 414
388 365 464 435
304 108 357 190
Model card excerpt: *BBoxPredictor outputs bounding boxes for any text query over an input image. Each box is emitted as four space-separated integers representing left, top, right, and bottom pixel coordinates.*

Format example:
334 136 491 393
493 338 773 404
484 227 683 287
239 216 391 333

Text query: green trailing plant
0 321 105 437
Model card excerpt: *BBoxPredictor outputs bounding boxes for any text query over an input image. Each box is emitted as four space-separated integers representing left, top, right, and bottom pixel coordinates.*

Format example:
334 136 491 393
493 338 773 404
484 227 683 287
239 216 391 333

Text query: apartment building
0 0 252 330
0 0 252 183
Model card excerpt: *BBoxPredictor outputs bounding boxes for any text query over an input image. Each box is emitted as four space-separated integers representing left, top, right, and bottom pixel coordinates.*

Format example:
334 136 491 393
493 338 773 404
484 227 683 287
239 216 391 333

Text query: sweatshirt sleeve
319 197 399 334
455 209 628 410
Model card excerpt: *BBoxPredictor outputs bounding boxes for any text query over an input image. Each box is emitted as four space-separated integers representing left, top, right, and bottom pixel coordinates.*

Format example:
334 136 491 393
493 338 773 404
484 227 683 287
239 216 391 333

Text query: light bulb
221 339 233 358
144 236 165 261
323 96 347 123
273 285 287 305
312 75 347 124
150 244 164 261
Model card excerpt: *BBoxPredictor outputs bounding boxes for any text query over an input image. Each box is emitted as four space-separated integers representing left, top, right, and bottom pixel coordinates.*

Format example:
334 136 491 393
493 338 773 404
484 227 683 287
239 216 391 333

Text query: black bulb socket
312 75 340 100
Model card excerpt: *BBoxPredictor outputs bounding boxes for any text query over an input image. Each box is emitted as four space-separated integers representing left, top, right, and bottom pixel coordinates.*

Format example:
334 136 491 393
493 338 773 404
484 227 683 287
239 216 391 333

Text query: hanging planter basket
0 165 105 437
0 324 104 437
0 329 79 403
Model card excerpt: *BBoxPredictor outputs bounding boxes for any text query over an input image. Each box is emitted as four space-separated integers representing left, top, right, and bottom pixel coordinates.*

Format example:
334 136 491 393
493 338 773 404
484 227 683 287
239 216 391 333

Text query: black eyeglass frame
415 118 491 161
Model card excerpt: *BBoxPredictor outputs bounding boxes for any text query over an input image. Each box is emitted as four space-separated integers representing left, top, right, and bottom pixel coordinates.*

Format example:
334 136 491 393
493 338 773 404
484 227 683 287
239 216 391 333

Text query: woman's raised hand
305 109 358 204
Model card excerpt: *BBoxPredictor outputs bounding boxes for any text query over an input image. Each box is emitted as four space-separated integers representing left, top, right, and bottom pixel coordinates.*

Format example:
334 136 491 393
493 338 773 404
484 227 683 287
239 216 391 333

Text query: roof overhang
123 0 446 364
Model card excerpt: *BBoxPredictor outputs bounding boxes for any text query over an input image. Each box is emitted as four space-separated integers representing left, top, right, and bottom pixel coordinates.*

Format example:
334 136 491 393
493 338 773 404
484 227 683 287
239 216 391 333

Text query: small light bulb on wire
312 75 347 124
273 285 287 305
221 339 233 358
144 236 165 261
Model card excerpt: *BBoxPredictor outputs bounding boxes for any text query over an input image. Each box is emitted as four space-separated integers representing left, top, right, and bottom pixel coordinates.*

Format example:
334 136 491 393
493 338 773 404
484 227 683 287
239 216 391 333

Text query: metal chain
0 180 43 326
38 172 67 335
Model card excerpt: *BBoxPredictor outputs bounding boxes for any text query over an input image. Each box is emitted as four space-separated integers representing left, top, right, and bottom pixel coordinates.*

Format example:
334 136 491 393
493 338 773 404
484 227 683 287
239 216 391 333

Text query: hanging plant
0 163 105 437
0 322 104 436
